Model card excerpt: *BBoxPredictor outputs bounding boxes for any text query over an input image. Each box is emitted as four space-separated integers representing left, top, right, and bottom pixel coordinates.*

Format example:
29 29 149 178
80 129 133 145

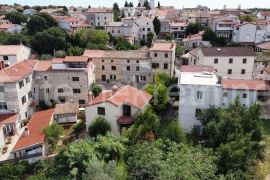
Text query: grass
255 119 270 179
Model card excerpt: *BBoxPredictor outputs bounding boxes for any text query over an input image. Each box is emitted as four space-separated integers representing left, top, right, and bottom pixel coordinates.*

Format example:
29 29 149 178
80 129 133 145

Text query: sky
2 0 270 9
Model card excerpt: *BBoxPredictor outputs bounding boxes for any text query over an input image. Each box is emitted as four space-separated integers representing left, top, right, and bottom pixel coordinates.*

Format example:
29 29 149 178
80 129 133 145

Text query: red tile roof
222 79 270 91
64 56 89 63
83 50 105 58
86 8 113 13
180 65 216 73
201 47 256 56
0 45 28 55
0 60 37 83
54 103 79 115
88 85 152 110
34 60 52 72
0 114 18 124
12 109 54 151
52 58 64 64
149 42 175 51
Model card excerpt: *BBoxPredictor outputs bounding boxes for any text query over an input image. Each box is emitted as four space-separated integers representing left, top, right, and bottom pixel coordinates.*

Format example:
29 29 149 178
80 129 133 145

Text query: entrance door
123 105 131 116
135 75 139 83
102 75 106 81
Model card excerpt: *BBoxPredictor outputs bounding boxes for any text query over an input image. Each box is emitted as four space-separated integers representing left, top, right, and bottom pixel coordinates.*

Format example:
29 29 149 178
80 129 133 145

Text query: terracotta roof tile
222 79 270 91
0 60 37 83
180 65 215 73
52 58 65 64
64 56 89 63
12 109 54 151
149 42 175 51
0 45 28 56
0 114 18 124
54 103 79 115
88 85 152 110
34 60 52 72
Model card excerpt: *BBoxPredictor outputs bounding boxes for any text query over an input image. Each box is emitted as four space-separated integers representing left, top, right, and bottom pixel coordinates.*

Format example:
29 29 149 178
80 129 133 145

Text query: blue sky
2 0 270 9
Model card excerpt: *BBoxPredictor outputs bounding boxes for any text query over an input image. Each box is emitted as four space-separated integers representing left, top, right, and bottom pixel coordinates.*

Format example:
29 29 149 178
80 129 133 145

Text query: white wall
233 23 257 43
222 89 258 107
0 127 5 156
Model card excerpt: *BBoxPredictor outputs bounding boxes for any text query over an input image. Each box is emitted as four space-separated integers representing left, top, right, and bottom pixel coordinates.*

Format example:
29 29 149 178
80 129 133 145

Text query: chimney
112 85 118 94
24 126 30 136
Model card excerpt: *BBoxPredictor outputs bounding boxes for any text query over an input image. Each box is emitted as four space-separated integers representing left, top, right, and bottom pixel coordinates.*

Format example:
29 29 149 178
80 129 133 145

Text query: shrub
88 117 111 138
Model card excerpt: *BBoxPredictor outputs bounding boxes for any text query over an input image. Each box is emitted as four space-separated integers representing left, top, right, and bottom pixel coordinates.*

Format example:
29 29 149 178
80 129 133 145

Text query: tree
31 27 67 55
0 162 27 179
202 28 217 43
199 98 264 176
129 2 134 7
185 23 203 36
42 123 64 152
146 32 154 47
88 5 91 8
124 1 129 7
121 9 125 18
76 29 109 48
5 11 27 24
157 1 161 9
90 83 102 97
143 0 151 10
175 44 186 57
162 121 186 143
241 15 253 22
138 2 141 7
67 46 84 56
113 3 121 22
153 16 161 36
82 160 124 180
88 117 111 138
54 50 66 58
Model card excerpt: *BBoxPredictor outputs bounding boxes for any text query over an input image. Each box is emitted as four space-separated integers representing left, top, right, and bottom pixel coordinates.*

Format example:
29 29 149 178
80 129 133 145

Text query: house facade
85 85 152 133
54 103 79 124
86 8 114 28
232 23 258 44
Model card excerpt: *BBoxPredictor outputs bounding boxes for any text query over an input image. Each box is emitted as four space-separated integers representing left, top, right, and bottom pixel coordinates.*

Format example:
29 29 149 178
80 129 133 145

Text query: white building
232 23 257 44
182 31 211 49
178 70 222 133
0 45 31 70
85 85 152 133
54 16 91 32
86 8 114 28
0 24 23 33
23 9 37 15
195 47 256 80
257 11 270 21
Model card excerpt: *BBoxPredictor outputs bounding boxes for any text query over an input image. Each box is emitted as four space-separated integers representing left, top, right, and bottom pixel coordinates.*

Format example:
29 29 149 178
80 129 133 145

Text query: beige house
85 8 114 28
54 103 79 124
0 45 31 70
85 85 152 133
84 41 176 84
33 56 95 107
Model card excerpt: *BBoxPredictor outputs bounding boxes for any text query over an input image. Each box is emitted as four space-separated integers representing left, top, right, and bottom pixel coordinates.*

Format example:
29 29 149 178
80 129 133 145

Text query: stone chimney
24 126 30 136
112 85 119 94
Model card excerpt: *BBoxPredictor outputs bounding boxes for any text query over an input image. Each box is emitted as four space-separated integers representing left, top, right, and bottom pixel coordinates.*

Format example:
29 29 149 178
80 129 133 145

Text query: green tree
162 121 186 143
143 0 151 10
129 2 134 7
157 1 161 9
90 83 102 97
153 16 161 36
0 162 27 179
82 160 124 180
202 28 217 43
185 23 203 35
113 2 121 22
76 29 109 48
241 15 254 22
146 32 154 47
67 46 84 56
42 123 64 152
175 44 186 57
5 11 27 24
88 117 111 138
54 50 66 58
124 1 129 7
27 13 57 35
31 27 67 55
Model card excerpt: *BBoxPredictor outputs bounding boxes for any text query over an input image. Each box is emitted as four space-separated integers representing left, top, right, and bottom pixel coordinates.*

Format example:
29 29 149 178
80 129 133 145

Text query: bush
88 117 111 138
90 83 102 97
73 121 86 134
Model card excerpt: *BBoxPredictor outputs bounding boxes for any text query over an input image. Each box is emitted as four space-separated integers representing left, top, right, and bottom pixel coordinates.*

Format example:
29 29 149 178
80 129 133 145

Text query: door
102 75 106 81
135 75 139 83
123 105 131 116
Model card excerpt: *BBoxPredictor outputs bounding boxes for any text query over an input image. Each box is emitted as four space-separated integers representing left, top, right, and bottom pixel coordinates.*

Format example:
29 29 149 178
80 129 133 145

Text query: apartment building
0 45 31 70
170 21 187 40
195 47 256 80
0 60 36 122
85 8 114 28
86 85 152 133
83 41 176 84
33 56 95 107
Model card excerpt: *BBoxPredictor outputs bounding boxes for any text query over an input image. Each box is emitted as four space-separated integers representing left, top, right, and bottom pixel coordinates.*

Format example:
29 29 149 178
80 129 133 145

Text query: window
0 102 7 109
214 58 218 64
79 100 86 105
72 77 79 81
73 89 81 94
112 30 114 33
58 88 64 93
195 108 202 117
140 76 146 81
242 93 247 98
22 96 26 105
44 76 48 81
243 58 247 64
102 65 105 70
196 91 203 99
164 63 168 69
136 60 139 63
28 91 32 99
25 112 28 118
165 53 168 58
241 69 246 74
97 107 105 115
46 88 50 93
152 63 159 69
147 28 151 31
110 75 116 80
223 92 228 97
154 53 157 57
136 66 139 71
102 59 104 62
127 60 130 63
143 28 145 31
228 69 232 74
111 66 116 70
19 80 24 89
0 86 4 92
127 66 130 71
3 56 8 60
229 58 233 64
25 77 30 84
